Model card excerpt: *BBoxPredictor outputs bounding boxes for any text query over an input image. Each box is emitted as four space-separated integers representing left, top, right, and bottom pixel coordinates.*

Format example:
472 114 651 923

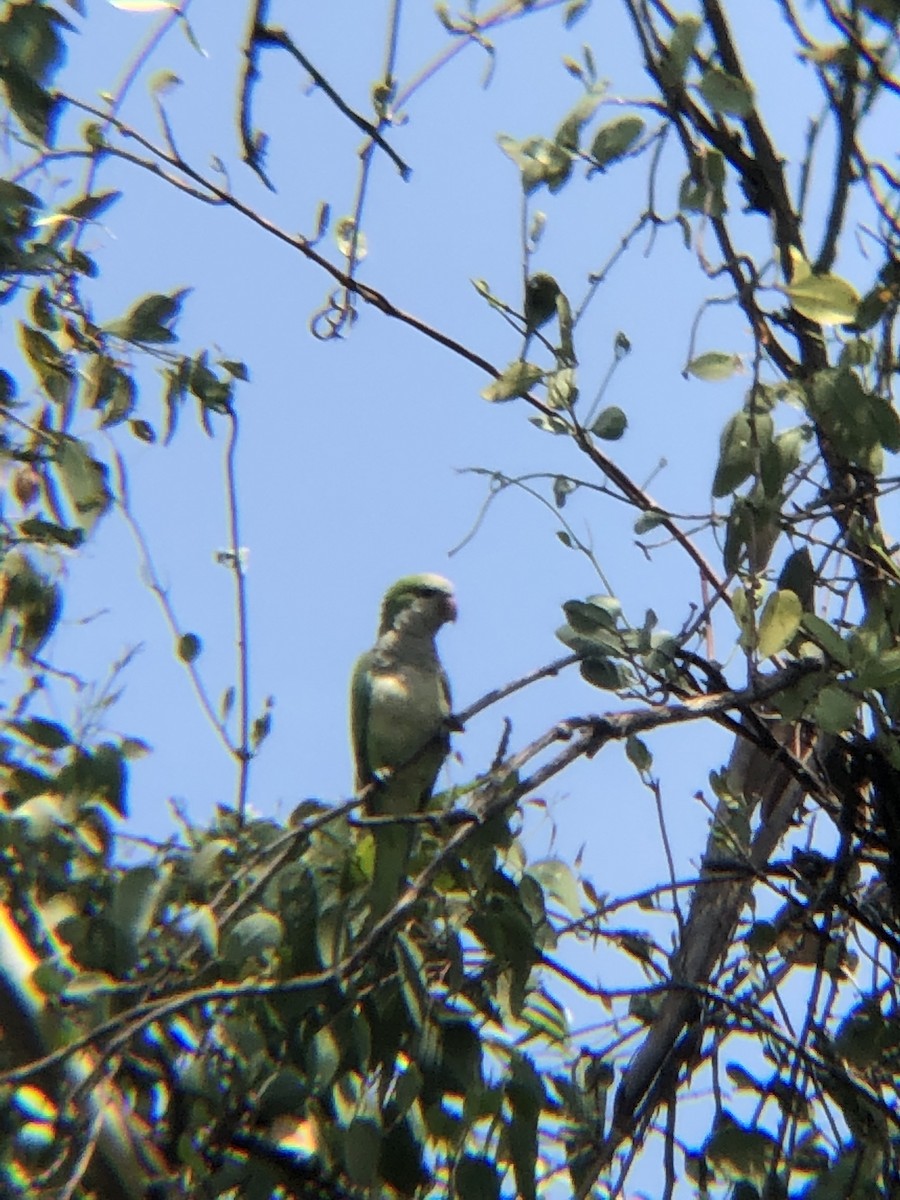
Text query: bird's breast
366 664 449 772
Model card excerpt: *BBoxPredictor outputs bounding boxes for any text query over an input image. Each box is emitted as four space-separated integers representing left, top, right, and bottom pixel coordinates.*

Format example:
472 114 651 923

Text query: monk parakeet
351 574 456 921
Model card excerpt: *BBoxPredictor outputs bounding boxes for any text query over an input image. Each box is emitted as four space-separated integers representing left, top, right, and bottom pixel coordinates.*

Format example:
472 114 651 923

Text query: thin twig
224 410 251 823
112 448 234 758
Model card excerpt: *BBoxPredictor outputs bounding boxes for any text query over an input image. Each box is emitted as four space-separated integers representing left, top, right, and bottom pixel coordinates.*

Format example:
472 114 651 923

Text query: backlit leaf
757 589 802 659
784 272 860 325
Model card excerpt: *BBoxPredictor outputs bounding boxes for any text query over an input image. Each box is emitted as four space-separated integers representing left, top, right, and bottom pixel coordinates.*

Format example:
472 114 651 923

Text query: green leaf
55 743 127 815
0 370 17 407
1 553 61 657
1 64 61 143
10 717 70 750
564 0 591 26
777 548 815 611
704 1114 775 1184
224 911 284 962
120 737 151 760
855 648 900 689
531 412 570 435
106 289 190 344
188 838 233 887
255 1068 307 1123
806 367 900 470
812 685 859 733
18 324 73 405
699 68 754 116
55 438 112 533
98 370 137 428
589 115 644 168
18 518 84 549
528 859 581 917
335 215 367 260
1 1 71 83
0 179 42 216
481 361 543 402
149 69 182 96
591 405 627 440
129 418 156 443
111 864 169 955
457 1155 502 1200
31 959 73 997
305 1024 340 1092
378 1117 426 1196
524 273 560 330
712 412 754 497
761 426 806 496
30 286 58 330
784 272 860 325
62 972 118 1000
554 89 603 152
834 1004 898 1069
65 190 121 221
546 368 578 410
506 1053 543 1200
626 735 652 772
497 134 572 194
757 589 802 659
634 509 666 534
162 358 190 443
518 989 569 1043
679 149 727 217
564 595 622 632
800 614 851 666
178 633 202 663
345 1117 381 1186
188 353 233 412
686 351 743 381
220 359 249 381
663 15 702 84
579 656 629 690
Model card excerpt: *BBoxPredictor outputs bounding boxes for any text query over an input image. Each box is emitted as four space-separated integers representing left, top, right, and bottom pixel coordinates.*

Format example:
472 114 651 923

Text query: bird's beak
445 595 458 623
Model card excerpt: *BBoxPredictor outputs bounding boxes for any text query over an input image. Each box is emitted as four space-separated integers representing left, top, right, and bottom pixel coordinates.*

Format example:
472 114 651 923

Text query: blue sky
6 1 898 1188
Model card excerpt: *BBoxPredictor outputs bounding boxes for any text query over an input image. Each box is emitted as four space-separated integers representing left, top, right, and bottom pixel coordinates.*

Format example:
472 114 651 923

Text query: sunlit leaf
686 350 743 381
699 68 754 116
528 859 582 917
784 272 860 325
55 438 112 533
757 589 802 659
224 911 284 962
663 15 702 84
149 69 182 95
589 115 644 168
481 361 543 402
335 215 367 260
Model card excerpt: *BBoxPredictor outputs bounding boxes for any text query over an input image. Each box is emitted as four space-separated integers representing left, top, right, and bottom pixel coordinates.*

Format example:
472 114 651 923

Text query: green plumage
351 574 455 922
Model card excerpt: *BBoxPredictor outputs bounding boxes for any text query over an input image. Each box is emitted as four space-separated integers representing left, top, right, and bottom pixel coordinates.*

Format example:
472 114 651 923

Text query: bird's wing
350 650 375 789
441 666 452 714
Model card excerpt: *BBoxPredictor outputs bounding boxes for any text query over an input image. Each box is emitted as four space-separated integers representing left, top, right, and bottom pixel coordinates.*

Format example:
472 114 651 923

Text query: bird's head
378 573 457 638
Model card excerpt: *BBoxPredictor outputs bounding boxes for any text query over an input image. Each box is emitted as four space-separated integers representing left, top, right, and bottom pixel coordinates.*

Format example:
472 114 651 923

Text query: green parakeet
351 574 456 922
